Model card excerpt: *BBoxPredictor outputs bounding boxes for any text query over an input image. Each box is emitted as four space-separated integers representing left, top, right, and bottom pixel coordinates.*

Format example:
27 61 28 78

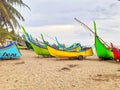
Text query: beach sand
0 49 120 90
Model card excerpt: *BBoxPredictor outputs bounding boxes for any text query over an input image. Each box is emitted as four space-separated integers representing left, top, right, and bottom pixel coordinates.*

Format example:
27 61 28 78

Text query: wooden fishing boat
55 37 82 51
94 35 114 59
0 42 21 60
17 45 27 49
111 43 120 61
24 40 33 49
55 37 65 49
41 34 81 51
74 18 114 60
47 45 93 59
29 40 51 57
21 26 51 56
94 22 114 60
17 42 27 49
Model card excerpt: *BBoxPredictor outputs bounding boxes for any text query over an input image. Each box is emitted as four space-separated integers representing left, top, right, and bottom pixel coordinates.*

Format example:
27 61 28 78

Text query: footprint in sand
58 64 79 72
117 69 120 72
67 64 78 68
14 61 25 65
90 74 120 82
59 67 71 71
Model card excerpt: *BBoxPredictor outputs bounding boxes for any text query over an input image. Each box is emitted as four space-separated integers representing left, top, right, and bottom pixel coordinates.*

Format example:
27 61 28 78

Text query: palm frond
0 0 30 37
6 2 25 21
0 2 11 20
7 0 31 10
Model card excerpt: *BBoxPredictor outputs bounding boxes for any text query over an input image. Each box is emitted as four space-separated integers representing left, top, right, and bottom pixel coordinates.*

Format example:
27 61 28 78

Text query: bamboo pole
74 18 110 48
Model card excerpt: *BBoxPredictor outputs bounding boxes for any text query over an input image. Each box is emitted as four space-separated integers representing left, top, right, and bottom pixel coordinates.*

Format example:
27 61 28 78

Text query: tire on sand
78 55 83 60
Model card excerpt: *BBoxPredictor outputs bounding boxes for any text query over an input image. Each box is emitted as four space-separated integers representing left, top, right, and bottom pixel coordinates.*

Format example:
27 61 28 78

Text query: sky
17 0 120 46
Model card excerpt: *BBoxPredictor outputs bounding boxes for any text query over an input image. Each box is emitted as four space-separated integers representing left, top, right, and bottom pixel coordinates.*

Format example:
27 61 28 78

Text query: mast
74 18 110 48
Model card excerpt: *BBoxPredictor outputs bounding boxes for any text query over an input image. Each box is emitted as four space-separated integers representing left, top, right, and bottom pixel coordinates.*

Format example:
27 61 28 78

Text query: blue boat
0 42 21 60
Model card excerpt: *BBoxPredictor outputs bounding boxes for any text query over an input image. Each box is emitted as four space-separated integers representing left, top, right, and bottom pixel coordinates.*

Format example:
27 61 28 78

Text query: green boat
21 26 51 57
30 41 51 57
17 45 27 49
74 18 114 60
24 41 33 49
94 21 114 60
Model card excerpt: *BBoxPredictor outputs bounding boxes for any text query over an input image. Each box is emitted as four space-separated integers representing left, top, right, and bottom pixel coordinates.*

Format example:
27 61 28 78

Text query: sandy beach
0 49 120 90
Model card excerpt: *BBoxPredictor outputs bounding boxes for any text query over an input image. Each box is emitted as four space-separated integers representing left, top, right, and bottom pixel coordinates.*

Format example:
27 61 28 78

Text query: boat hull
95 36 114 59
111 43 120 60
25 41 33 49
94 21 114 60
0 42 21 60
47 45 93 58
30 41 51 56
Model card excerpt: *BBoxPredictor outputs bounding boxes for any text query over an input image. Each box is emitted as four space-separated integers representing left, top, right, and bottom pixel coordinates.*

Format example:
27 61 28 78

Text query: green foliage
0 0 30 33
0 0 30 45
0 27 14 44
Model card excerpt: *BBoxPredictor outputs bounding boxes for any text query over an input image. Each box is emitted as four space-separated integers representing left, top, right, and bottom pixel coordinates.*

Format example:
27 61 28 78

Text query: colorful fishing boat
54 37 65 49
47 45 93 59
55 37 82 51
29 40 51 57
17 45 27 49
94 22 114 60
21 26 51 57
24 40 33 49
111 43 120 61
74 18 114 60
17 42 27 49
0 42 21 60
41 34 81 51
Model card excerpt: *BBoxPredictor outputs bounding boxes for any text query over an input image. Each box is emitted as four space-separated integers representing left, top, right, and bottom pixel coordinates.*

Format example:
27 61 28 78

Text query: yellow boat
47 45 93 60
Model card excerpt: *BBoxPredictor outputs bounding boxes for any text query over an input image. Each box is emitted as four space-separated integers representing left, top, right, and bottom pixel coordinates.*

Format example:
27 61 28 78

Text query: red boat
111 43 120 62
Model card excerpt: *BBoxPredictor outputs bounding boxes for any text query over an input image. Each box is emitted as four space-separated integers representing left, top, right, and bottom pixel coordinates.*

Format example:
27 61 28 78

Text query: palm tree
0 0 30 45
0 26 15 45
0 0 30 32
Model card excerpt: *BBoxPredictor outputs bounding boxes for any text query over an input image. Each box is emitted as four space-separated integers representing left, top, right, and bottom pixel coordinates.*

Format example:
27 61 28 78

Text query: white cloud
18 0 120 46
20 24 93 46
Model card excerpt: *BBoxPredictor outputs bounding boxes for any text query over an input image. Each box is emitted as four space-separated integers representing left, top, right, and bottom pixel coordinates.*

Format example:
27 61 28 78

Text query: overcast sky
18 0 120 46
